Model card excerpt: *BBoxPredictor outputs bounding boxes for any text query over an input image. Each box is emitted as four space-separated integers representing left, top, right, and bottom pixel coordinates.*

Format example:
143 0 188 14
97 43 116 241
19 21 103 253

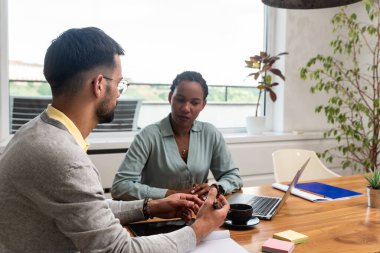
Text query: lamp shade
261 0 362 9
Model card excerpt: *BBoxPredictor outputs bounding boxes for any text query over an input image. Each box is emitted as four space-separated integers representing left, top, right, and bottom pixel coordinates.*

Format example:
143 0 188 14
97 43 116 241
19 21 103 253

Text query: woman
111 71 243 200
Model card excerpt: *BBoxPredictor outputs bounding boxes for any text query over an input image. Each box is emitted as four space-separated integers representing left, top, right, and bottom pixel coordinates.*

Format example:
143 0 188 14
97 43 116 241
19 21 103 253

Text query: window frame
0 0 10 142
0 0 269 141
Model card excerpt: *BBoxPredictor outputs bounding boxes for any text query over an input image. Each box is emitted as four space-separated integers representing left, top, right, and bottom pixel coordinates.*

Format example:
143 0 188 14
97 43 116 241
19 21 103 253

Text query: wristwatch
218 185 226 195
211 183 225 195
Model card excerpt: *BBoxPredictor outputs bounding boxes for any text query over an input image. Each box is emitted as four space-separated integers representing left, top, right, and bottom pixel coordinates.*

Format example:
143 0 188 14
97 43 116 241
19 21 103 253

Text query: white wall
267 2 363 133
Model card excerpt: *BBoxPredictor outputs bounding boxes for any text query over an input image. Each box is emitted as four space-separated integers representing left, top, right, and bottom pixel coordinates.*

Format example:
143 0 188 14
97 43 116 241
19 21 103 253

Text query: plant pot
246 116 266 135
367 186 380 208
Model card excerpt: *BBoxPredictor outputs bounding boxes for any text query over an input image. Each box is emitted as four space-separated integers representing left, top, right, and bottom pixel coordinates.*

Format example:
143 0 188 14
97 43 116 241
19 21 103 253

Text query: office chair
272 149 341 183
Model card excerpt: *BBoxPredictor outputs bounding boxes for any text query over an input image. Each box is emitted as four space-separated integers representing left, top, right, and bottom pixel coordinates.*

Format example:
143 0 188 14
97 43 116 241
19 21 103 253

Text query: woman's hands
149 193 203 222
190 183 210 200
165 183 213 200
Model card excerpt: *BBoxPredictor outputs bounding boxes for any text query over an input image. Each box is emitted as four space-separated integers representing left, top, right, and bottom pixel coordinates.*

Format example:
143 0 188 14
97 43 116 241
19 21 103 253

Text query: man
0 27 229 253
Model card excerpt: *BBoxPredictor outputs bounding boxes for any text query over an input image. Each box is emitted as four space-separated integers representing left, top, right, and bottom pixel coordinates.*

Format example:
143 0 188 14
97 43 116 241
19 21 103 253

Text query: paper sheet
202 230 230 241
190 230 249 253
272 183 331 202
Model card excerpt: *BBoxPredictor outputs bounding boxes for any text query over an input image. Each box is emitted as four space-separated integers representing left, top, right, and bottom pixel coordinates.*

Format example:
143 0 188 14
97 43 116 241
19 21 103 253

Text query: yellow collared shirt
46 105 90 151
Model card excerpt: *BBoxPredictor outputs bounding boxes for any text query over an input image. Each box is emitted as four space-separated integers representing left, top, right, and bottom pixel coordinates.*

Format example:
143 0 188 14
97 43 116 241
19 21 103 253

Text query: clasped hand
190 183 211 200
149 187 229 224
148 193 203 222
165 183 212 200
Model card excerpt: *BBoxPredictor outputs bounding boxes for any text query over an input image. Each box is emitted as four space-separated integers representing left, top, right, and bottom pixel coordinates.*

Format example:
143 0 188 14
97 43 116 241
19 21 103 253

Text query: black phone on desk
128 218 195 236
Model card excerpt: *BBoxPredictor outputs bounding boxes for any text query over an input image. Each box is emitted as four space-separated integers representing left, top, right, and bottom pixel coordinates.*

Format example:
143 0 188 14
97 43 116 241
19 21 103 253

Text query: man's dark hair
43 27 125 96
170 71 208 99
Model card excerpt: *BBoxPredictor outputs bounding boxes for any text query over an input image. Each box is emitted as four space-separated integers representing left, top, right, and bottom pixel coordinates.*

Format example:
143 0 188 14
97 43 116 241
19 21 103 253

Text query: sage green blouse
111 114 243 200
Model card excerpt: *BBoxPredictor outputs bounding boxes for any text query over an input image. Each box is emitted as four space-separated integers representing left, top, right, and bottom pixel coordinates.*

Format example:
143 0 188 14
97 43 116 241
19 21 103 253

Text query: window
6 0 265 133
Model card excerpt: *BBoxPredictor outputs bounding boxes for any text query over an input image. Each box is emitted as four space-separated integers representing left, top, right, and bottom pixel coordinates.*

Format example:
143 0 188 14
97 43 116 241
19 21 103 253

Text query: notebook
273 230 309 244
294 182 362 199
228 158 310 220
128 218 195 236
262 238 295 253
129 223 249 253
190 230 249 253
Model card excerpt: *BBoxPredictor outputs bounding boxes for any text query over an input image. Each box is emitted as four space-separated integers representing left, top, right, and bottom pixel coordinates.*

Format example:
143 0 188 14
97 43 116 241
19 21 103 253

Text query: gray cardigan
0 112 196 253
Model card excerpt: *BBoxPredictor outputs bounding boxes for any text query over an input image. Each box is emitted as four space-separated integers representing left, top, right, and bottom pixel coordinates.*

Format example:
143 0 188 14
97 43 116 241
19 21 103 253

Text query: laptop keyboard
247 196 279 216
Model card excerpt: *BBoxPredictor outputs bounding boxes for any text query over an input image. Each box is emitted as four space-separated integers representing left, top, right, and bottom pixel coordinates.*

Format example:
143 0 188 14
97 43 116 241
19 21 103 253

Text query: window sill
86 130 326 150
0 130 326 154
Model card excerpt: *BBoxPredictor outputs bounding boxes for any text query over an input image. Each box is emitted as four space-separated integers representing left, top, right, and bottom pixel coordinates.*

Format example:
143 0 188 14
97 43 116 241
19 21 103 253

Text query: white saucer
223 217 260 230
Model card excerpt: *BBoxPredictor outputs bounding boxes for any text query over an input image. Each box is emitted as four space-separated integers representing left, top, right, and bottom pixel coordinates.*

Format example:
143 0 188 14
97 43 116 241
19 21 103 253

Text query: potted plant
300 1 380 173
365 169 380 208
244 51 287 134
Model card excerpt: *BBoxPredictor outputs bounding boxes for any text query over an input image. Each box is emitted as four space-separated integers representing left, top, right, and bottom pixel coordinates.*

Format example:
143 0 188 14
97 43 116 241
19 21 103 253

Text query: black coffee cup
227 203 253 225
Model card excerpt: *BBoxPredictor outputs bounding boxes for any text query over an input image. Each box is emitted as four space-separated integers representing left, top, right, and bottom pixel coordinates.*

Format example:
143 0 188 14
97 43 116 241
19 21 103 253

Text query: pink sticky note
262 238 295 253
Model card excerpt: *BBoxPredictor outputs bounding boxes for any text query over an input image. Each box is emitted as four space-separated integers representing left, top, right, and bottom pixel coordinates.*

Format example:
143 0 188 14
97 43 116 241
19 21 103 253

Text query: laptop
228 157 310 220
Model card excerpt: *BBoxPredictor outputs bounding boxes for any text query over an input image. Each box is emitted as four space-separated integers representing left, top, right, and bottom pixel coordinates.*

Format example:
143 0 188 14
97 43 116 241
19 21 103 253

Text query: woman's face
168 80 207 128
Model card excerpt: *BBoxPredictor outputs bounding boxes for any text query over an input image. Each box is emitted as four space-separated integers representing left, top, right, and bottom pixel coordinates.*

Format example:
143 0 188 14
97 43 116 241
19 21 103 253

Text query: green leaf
264 75 272 84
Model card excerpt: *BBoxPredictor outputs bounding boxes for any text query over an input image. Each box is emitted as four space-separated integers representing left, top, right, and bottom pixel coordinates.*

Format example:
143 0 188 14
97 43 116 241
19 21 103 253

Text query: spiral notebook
128 223 249 253
128 219 194 236
295 182 362 199
272 181 363 202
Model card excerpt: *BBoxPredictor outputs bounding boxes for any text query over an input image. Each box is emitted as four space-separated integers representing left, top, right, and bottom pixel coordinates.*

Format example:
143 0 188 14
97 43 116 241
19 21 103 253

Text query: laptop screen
274 157 310 212
227 157 310 220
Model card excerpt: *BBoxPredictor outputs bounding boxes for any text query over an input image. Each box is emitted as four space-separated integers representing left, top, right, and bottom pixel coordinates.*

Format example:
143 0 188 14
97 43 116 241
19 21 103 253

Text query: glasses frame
103 75 130 94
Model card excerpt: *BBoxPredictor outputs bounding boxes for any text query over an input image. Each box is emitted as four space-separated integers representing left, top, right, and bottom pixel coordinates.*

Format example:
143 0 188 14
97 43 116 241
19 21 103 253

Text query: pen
213 201 221 209
211 184 221 209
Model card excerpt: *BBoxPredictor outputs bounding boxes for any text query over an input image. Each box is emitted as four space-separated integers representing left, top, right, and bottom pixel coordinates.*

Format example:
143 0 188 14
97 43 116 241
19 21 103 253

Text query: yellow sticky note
273 230 308 244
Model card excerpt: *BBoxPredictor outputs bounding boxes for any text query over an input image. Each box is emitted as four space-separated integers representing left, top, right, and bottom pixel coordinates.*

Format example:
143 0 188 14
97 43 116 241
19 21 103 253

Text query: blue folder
295 182 362 199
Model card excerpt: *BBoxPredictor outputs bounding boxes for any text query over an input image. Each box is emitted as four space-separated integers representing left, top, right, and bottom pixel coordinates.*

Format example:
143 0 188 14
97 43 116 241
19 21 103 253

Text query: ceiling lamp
261 0 362 9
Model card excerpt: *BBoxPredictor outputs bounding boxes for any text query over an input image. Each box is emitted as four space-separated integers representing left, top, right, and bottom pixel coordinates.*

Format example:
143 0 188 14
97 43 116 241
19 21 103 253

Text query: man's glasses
103 75 130 94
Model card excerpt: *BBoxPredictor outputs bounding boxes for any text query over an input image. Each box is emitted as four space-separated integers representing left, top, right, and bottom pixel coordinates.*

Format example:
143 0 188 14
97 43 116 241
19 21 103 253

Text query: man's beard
96 102 115 124
96 89 116 124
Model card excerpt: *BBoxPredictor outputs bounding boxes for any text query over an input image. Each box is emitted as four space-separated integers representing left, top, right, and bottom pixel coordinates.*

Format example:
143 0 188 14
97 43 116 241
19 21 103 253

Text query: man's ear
92 74 104 98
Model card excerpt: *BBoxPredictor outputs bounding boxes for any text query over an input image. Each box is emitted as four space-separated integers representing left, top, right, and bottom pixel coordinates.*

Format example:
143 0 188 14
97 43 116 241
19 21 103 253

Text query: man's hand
149 193 203 222
191 187 230 243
